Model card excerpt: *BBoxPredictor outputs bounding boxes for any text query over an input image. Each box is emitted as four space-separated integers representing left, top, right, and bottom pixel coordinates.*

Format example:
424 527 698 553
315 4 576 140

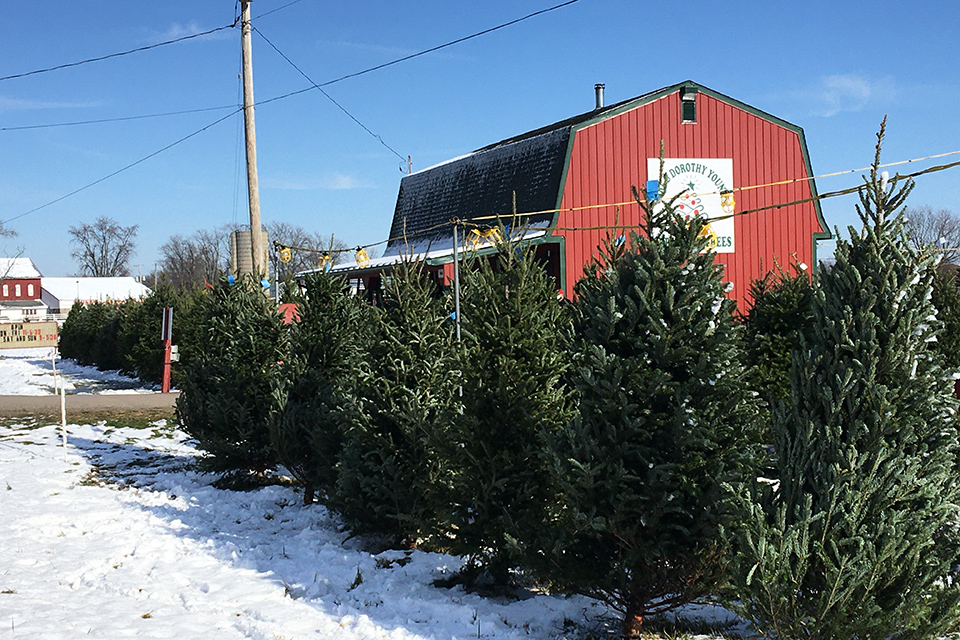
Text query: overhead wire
0 0 308 86
0 105 237 132
2 0 585 225
3 0 581 131
1 108 242 226
315 0 582 87
253 0 308 20
0 21 240 83
253 26 406 163
287 155 960 263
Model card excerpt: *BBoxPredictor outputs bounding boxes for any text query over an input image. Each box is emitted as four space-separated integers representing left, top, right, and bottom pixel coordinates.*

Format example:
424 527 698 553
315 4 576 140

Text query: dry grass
0 408 176 429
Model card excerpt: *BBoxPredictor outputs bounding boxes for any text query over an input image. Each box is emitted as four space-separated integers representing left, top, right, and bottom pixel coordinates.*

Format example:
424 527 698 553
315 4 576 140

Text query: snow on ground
0 351 740 639
0 348 158 395
0 422 616 640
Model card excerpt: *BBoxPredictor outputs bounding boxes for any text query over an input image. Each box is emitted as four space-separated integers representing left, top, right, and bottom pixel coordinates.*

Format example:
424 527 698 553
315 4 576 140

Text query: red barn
0 257 45 321
333 80 830 310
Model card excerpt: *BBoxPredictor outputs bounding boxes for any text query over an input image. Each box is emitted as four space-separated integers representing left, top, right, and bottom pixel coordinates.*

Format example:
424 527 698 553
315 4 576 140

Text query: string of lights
278 156 960 268
462 149 960 224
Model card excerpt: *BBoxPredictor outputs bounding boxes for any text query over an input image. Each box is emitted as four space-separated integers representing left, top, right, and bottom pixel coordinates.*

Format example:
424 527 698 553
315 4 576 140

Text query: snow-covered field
0 347 157 395
0 350 735 639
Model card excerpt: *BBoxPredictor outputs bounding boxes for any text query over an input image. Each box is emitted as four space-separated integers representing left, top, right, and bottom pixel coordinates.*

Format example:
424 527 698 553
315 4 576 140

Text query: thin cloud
147 21 234 43
320 39 416 57
786 74 897 117
0 96 103 111
263 172 371 190
319 39 466 62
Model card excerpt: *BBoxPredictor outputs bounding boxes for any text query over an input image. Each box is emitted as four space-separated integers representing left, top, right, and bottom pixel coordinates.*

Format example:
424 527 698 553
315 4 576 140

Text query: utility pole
241 0 266 278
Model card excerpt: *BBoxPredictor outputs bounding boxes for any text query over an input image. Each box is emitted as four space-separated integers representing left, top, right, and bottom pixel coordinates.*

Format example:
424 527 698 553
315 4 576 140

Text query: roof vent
595 83 605 109
680 86 698 123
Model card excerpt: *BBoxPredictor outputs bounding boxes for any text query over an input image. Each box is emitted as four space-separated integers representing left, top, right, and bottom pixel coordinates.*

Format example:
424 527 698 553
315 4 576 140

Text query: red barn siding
554 91 825 311
1 278 41 301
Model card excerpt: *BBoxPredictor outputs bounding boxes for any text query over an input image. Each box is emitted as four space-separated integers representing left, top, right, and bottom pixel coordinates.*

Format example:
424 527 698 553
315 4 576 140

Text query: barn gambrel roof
384 80 826 257
385 127 569 255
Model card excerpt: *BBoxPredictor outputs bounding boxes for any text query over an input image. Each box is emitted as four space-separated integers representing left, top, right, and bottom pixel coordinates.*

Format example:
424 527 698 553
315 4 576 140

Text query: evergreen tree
176 276 287 477
117 283 188 384
931 268 960 371
728 124 960 640
441 232 573 584
333 260 457 545
548 187 760 636
743 263 814 410
59 301 118 367
271 272 369 504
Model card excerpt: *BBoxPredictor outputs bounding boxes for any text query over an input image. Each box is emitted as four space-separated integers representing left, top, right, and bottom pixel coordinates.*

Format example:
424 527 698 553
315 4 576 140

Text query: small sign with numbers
0 321 58 349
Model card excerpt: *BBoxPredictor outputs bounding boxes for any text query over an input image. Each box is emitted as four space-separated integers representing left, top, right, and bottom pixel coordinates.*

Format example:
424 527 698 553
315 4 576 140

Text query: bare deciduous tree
69 217 139 277
905 205 960 265
267 221 348 283
158 225 234 289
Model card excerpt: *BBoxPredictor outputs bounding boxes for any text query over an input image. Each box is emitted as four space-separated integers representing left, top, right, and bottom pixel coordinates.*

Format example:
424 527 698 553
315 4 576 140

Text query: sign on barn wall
648 158 735 253
0 321 58 349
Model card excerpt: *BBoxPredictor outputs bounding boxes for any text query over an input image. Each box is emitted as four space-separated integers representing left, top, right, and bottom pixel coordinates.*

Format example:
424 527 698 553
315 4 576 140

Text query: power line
0 22 239 83
0 0 585 223
253 0 308 20
316 0 583 87
0 105 237 131
0 0 580 132
253 26 406 163
298 155 960 260
1 109 241 226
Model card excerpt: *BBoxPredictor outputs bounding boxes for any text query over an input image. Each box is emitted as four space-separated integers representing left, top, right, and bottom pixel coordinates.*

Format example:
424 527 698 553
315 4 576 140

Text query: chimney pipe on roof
595 83 605 109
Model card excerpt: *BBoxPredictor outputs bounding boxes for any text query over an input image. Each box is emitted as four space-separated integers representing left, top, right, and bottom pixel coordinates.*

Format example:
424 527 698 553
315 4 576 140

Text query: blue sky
1 0 958 277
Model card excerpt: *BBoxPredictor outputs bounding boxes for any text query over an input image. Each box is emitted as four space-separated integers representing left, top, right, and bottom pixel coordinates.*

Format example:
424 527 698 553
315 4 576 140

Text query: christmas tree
332 259 458 545
441 230 574 585
743 263 814 411
271 271 369 504
728 123 960 640
931 268 960 372
548 183 760 636
176 276 287 478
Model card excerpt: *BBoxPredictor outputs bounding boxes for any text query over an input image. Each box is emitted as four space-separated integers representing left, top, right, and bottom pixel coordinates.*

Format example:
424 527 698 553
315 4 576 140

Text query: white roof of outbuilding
0 258 43 278
41 277 151 303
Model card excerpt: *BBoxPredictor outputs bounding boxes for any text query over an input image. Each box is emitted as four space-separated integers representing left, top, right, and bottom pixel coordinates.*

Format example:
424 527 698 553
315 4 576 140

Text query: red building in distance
0 258 45 321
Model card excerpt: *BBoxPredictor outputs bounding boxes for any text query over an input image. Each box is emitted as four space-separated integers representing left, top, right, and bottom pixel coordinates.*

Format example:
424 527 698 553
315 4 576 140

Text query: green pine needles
728 122 960 640
176 275 287 477
333 259 459 545
441 231 574 584
547 184 762 636
271 271 370 504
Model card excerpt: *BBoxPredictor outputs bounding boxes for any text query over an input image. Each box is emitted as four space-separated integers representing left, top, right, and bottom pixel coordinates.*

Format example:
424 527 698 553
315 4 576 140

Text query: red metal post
161 307 173 394
161 340 172 393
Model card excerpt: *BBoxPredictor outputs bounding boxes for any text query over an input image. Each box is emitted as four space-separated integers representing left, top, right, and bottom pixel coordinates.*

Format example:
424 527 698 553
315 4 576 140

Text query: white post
452 223 463 398
58 375 67 459
452 223 462 343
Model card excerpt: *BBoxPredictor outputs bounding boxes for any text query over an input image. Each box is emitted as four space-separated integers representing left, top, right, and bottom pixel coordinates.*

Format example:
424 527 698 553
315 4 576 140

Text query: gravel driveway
0 392 179 418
